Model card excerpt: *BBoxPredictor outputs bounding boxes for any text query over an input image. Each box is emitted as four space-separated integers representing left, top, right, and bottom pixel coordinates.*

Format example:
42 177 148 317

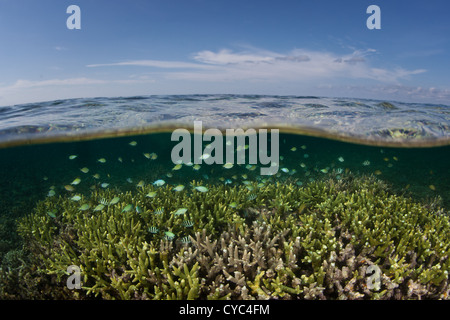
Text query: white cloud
85 47 427 84
159 48 425 83
11 78 107 89
0 47 438 106
0 77 148 93
87 60 213 69
193 49 278 65
0 77 155 106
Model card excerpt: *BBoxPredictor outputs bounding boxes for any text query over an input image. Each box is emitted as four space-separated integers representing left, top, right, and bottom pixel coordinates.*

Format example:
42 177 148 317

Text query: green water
1 132 447 215
0 131 449 299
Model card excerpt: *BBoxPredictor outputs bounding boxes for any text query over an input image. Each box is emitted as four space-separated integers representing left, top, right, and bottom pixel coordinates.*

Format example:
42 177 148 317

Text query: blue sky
0 0 449 106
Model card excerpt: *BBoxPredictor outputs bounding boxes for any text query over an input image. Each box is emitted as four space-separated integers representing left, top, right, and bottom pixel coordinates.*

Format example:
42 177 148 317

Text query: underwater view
0 95 449 300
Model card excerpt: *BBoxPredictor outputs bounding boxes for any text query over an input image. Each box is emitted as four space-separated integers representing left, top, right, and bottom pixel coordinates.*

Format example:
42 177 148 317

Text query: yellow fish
64 185 75 192
173 185 185 192
80 167 89 173
129 141 137 146
194 186 208 192
136 180 145 188
229 202 237 208
172 164 182 171
97 158 106 163
79 204 90 211
70 178 81 185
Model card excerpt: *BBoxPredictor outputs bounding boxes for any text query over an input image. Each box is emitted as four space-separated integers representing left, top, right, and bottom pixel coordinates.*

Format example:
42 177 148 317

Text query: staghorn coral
1 174 449 299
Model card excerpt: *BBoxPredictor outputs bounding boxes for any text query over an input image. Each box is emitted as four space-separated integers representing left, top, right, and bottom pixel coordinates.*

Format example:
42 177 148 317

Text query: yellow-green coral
8 174 450 299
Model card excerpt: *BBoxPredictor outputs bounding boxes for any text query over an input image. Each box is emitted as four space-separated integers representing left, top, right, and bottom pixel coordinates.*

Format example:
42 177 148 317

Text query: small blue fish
247 194 257 201
70 195 82 201
153 179 165 187
79 204 90 211
173 185 185 192
193 186 208 193
47 210 57 218
109 197 120 205
148 226 159 234
122 204 133 213
93 204 105 212
182 220 194 228
164 231 175 241
180 236 191 244
173 208 187 216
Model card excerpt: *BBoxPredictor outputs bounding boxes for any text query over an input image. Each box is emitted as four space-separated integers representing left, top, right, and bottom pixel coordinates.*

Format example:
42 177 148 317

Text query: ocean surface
0 94 449 300
1 95 449 147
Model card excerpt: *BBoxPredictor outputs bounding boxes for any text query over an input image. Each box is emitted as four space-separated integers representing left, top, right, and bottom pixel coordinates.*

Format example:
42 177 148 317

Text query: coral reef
1 174 449 299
